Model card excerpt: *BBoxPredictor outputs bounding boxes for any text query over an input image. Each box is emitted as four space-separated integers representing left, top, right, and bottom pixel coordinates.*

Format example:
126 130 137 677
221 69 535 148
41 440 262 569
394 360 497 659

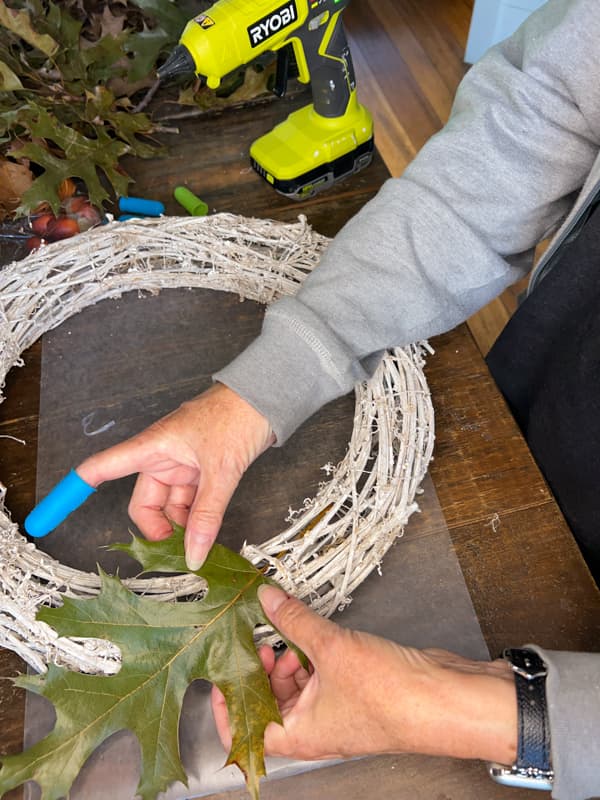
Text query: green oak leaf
8 103 150 212
126 27 177 82
0 0 58 57
0 60 22 91
0 530 285 800
129 0 188 39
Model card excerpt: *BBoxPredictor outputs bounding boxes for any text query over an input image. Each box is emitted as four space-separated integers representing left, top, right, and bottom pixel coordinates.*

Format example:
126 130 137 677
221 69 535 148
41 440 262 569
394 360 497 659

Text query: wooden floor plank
398 0 471 89
345 3 441 152
366 0 457 125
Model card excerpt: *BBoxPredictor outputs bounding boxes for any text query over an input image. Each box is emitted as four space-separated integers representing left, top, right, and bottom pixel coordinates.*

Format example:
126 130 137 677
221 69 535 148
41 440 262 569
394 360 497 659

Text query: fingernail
185 535 211 571
257 584 287 616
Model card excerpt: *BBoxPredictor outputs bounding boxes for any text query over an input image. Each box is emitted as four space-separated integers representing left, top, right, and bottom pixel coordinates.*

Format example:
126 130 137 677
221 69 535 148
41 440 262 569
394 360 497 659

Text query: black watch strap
503 648 553 776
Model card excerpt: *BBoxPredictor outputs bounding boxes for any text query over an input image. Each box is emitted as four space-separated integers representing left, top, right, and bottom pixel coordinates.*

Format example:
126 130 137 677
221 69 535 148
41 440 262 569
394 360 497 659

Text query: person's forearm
217 0 600 445
425 664 517 764
377 650 517 764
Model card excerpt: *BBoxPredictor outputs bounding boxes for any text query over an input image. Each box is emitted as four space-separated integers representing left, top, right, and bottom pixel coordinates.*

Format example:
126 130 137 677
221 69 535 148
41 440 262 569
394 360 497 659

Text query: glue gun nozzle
157 44 196 82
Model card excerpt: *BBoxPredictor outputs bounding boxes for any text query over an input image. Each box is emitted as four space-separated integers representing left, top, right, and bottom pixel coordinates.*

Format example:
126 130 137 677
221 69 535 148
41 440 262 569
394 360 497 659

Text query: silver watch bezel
488 762 554 791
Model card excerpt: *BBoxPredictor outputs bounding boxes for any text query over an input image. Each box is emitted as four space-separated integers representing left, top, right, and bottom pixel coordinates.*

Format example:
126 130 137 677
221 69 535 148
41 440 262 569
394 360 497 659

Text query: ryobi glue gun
158 0 373 199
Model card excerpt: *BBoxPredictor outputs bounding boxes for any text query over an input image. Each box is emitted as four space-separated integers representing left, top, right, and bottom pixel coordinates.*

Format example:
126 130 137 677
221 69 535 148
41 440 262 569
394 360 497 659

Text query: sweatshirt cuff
528 646 600 800
214 302 364 445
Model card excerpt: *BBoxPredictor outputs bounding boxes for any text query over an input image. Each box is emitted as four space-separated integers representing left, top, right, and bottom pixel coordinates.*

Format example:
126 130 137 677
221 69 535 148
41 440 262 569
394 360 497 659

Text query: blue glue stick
24 470 96 538
118 196 165 217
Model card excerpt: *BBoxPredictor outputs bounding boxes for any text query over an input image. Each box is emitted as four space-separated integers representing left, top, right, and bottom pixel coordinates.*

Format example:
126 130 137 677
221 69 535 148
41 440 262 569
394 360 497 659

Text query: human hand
76 383 275 569
212 585 517 765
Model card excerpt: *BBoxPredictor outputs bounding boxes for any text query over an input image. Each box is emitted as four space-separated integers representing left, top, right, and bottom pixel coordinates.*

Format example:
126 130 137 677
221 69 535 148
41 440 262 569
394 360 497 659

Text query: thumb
258 585 335 663
184 471 241 571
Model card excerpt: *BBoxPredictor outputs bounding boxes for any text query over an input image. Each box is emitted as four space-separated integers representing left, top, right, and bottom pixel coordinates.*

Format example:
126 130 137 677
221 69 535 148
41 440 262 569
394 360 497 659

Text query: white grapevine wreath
0 213 435 676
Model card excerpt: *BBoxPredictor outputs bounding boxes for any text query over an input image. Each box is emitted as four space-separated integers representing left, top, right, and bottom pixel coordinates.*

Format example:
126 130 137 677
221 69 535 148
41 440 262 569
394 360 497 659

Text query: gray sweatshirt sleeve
216 0 600 445
529 646 600 800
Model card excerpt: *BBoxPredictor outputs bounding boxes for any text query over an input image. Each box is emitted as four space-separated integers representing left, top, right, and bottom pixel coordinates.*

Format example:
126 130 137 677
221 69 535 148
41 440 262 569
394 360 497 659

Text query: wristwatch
488 648 554 791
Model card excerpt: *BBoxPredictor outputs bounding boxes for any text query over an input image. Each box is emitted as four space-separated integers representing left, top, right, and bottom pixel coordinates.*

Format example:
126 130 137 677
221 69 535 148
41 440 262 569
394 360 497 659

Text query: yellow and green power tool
157 0 374 199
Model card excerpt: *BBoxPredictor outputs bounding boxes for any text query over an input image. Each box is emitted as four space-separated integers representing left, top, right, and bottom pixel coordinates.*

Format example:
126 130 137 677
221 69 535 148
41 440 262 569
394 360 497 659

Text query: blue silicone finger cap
24 470 96 538
118 196 165 217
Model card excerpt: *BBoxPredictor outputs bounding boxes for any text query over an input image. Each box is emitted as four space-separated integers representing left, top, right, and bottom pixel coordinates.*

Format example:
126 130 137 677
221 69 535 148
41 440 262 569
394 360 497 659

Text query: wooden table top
1 95 599 800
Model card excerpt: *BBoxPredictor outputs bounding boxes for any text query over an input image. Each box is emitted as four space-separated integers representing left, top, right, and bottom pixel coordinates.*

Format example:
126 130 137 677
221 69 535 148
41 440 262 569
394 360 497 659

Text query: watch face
488 763 553 792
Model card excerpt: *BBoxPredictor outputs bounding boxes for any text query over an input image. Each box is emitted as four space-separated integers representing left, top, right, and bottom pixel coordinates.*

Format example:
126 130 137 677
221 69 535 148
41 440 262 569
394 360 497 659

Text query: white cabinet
465 0 548 63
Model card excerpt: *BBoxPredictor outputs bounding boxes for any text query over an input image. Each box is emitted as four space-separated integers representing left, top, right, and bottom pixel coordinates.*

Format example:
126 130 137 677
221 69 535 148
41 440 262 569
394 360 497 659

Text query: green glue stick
174 186 208 217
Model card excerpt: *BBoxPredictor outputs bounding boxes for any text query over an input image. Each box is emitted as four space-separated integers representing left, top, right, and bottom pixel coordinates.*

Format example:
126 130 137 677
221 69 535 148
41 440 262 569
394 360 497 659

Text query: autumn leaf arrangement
0 526 289 800
0 0 185 218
